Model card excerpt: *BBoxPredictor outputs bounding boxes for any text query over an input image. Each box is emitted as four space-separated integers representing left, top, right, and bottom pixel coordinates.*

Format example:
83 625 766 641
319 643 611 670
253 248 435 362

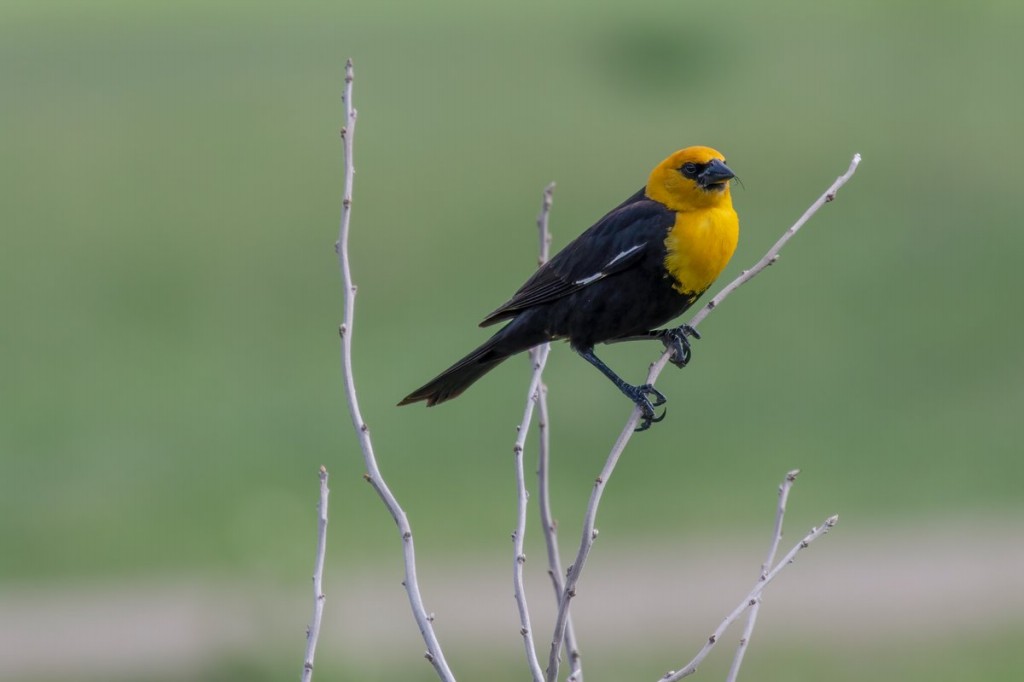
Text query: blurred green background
2 0 1022 680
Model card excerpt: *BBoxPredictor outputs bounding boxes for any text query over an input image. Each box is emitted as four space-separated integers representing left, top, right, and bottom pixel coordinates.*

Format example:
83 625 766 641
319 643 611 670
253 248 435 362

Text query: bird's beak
699 159 735 189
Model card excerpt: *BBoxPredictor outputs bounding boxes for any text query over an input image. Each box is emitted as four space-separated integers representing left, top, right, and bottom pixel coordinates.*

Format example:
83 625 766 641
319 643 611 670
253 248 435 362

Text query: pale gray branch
513 341 550 682
725 469 800 682
335 59 455 682
300 466 330 682
536 382 583 682
536 182 555 264
545 424 631 682
527 183 585 682
658 514 839 682
512 181 559 681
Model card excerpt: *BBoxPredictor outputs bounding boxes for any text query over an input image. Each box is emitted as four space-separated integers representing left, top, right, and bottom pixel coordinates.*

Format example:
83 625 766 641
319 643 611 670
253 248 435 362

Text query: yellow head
645 146 736 212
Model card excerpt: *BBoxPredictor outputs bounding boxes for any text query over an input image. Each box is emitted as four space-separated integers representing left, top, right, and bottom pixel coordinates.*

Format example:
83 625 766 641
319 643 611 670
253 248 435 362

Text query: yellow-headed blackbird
399 146 739 430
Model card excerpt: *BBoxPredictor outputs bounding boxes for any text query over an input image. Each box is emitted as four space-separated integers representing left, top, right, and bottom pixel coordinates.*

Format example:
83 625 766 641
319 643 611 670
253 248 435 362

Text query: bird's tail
398 319 546 407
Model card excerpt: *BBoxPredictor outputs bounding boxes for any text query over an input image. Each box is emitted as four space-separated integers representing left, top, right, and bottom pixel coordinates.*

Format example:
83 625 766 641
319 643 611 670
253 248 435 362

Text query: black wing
480 188 675 327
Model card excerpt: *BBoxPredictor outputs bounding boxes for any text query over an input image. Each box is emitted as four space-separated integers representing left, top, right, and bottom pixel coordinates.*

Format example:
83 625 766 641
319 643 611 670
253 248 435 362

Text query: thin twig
658 514 839 682
545 425 629 682
535 182 555 265
536 383 583 682
335 59 455 682
513 342 550 682
724 469 800 682
545 154 862 681
512 182 558 681
529 183 585 682
301 466 330 682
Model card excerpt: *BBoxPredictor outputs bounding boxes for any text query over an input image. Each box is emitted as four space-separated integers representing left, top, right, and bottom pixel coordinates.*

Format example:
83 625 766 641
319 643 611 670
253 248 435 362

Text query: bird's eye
680 162 698 177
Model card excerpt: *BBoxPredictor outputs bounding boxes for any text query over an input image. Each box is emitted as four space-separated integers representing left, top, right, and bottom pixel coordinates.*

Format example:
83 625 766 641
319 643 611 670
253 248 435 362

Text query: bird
399 146 739 431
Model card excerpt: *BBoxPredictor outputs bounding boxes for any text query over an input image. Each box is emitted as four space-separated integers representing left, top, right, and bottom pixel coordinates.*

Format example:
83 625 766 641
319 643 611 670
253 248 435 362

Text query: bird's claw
635 407 667 432
662 324 701 368
627 383 667 432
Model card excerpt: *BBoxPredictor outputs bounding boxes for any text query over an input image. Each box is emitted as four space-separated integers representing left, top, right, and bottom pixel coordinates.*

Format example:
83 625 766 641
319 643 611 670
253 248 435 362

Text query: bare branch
536 182 555 264
517 182 585 682
300 466 330 682
512 342 550 682
536 382 584 682
512 182 559 681
546 154 861 681
658 514 839 682
545 425 630 682
335 59 455 682
725 469 800 682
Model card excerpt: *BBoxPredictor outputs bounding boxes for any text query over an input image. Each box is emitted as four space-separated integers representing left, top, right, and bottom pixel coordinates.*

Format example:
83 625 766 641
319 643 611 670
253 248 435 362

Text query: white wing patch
606 244 643 267
572 244 643 286
573 272 604 286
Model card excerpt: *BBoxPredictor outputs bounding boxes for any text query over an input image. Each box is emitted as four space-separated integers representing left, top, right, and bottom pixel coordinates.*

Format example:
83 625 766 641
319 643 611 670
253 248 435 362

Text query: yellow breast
663 204 739 296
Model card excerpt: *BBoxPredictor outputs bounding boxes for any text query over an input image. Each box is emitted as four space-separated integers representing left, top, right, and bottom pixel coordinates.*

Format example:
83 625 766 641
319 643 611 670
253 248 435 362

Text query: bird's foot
661 324 701 368
625 383 667 432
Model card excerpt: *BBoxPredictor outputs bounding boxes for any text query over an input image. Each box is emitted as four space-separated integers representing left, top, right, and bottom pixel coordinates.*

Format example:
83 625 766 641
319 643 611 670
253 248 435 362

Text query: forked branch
511 182 560 682
724 469 800 682
659 513 839 681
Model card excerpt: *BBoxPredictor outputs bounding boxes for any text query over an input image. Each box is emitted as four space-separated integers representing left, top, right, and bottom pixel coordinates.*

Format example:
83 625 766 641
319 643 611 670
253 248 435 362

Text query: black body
399 189 701 407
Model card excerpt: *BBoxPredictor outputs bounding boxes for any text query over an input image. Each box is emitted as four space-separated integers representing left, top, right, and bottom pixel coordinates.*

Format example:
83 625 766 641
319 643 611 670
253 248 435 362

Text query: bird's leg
607 324 701 368
576 347 666 432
